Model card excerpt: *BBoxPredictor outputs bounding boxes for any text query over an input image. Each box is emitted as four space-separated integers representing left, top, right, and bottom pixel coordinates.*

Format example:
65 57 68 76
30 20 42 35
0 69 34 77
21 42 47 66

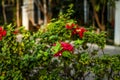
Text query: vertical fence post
22 6 29 30
114 1 120 45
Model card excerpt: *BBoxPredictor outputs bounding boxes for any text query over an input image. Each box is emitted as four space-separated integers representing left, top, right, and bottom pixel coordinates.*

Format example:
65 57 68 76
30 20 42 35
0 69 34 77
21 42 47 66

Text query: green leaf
44 52 49 57
49 35 58 40
36 53 42 59
42 57 47 61
62 51 71 58
23 54 29 60
51 42 62 54
0 76 5 80
95 4 100 12
74 39 84 45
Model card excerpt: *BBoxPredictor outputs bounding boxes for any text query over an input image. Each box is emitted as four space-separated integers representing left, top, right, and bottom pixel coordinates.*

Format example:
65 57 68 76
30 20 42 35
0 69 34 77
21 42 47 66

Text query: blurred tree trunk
90 0 105 31
16 0 20 27
90 0 115 31
35 0 53 25
47 0 52 23
2 0 7 23
43 0 47 25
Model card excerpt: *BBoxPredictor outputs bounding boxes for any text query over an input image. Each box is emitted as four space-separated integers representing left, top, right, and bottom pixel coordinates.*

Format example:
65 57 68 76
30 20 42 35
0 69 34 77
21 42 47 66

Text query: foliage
93 55 120 80
93 0 115 12
83 31 106 49
37 4 76 44
0 24 52 80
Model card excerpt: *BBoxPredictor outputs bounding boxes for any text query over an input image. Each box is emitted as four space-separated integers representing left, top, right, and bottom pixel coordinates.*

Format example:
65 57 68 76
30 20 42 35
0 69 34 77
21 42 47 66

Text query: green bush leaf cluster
0 6 120 80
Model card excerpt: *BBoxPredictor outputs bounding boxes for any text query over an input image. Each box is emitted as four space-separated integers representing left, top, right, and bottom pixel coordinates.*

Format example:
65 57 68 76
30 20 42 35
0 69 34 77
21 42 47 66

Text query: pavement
86 43 120 56
99 45 120 55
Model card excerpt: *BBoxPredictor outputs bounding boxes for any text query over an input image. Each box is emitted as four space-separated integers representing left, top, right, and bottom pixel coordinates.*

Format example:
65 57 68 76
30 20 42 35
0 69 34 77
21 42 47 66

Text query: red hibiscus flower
61 42 74 52
71 27 86 38
78 27 86 38
75 27 81 33
0 34 2 40
0 27 3 31
71 23 75 28
54 50 63 57
0 37 2 40
65 23 75 29
72 27 80 35
72 29 77 35
0 31 2 35
0 27 7 41
65 24 72 29
53 42 74 57
2 30 7 36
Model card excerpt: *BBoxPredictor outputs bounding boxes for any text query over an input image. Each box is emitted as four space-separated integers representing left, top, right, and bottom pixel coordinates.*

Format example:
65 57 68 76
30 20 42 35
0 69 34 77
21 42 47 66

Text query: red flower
78 27 87 38
2 30 7 36
0 27 3 31
0 37 2 40
54 50 63 57
0 27 7 40
53 42 74 57
61 42 74 52
13 30 19 34
65 24 72 29
72 27 81 35
72 29 77 35
71 27 86 38
75 27 81 33
0 34 2 40
71 23 75 28
0 31 2 35
65 23 75 29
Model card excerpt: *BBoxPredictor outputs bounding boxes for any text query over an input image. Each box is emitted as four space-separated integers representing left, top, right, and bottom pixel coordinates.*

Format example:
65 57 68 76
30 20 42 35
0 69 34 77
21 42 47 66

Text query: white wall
114 0 120 45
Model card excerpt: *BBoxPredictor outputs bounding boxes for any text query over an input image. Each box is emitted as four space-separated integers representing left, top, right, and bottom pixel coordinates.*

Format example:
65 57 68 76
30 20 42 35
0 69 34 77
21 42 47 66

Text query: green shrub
0 6 120 80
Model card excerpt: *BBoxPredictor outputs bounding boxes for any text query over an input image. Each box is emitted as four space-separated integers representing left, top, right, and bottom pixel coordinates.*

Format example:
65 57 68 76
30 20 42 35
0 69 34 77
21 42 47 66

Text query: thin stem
102 49 105 55
2 0 7 23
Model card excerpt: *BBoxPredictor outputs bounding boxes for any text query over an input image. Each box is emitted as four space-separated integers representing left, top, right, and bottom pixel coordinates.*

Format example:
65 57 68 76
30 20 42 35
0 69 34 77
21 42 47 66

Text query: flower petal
2 30 7 36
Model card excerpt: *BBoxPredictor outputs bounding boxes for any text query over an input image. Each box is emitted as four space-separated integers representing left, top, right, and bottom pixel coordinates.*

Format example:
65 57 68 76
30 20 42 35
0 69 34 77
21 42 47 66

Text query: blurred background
0 0 118 45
